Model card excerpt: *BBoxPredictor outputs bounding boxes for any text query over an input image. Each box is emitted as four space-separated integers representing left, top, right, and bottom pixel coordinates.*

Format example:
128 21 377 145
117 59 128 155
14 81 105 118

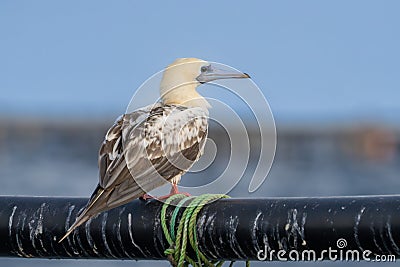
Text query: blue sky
1 1 399 123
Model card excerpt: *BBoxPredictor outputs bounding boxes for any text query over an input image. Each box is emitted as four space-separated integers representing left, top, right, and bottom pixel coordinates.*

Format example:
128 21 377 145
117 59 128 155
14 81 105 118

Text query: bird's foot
157 185 191 200
139 193 154 201
169 184 191 197
158 192 190 200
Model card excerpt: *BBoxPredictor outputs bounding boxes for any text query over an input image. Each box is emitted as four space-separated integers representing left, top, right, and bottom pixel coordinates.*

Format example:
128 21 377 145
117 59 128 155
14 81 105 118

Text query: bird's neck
160 84 211 109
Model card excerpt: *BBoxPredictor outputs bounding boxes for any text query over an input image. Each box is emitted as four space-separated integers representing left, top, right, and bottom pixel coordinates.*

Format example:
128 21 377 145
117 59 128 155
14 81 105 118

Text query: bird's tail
58 213 90 243
58 186 106 243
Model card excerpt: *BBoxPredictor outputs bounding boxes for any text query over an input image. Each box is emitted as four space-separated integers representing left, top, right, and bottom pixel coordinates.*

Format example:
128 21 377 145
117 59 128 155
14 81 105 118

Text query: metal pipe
0 195 399 261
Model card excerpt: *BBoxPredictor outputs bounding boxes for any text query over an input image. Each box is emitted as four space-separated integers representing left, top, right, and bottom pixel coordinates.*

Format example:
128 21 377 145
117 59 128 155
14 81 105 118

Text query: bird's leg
170 184 179 195
158 184 191 200
171 175 190 196
169 184 191 197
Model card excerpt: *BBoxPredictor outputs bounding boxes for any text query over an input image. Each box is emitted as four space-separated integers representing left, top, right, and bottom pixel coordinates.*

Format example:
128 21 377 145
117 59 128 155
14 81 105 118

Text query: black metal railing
1 195 399 262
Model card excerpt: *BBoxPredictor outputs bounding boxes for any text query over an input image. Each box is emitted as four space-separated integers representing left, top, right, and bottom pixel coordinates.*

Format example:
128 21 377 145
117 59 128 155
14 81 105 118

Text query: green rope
160 194 250 267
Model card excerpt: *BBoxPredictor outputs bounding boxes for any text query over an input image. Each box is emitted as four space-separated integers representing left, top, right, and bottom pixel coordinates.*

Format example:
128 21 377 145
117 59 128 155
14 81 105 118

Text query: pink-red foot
139 193 154 201
158 185 191 200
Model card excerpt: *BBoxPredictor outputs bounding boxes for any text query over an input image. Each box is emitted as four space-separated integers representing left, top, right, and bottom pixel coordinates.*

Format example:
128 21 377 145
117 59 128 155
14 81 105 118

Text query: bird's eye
201 66 208 72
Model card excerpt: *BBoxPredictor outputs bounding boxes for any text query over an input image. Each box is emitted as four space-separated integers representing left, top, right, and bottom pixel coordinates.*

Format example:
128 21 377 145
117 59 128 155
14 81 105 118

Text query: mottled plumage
59 58 249 242
59 103 208 242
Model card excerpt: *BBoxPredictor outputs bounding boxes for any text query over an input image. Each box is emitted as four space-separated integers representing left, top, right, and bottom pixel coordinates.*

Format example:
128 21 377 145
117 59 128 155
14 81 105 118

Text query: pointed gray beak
196 64 250 84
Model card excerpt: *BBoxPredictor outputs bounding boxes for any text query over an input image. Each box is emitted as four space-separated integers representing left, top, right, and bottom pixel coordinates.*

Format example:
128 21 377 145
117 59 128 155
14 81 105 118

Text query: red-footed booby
59 58 250 242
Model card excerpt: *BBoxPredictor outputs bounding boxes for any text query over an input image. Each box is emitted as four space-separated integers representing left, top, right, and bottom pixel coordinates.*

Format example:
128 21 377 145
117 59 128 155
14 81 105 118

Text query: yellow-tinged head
160 58 250 109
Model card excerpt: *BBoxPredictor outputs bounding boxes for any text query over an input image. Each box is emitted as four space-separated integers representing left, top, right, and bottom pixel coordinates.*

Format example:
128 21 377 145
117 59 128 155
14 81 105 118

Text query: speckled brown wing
117 104 208 203
59 103 208 242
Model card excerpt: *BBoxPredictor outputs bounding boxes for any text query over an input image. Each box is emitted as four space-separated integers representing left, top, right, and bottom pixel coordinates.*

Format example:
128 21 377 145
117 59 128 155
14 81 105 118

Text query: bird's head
160 58 250 109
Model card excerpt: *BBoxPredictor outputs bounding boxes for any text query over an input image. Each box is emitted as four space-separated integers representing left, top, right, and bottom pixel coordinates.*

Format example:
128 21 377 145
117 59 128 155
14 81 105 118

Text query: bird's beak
196 64 250 84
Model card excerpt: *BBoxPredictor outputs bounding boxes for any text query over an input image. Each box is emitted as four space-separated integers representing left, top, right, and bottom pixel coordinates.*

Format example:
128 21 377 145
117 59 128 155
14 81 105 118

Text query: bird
58 58 250 242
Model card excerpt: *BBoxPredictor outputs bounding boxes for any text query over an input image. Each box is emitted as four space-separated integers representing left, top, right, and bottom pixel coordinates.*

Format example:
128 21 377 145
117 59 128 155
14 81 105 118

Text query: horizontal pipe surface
0 195 399 261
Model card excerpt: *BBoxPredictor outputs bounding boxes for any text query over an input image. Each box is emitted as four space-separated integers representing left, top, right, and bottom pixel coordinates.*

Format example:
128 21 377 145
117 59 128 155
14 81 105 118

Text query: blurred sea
0 118 399 267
